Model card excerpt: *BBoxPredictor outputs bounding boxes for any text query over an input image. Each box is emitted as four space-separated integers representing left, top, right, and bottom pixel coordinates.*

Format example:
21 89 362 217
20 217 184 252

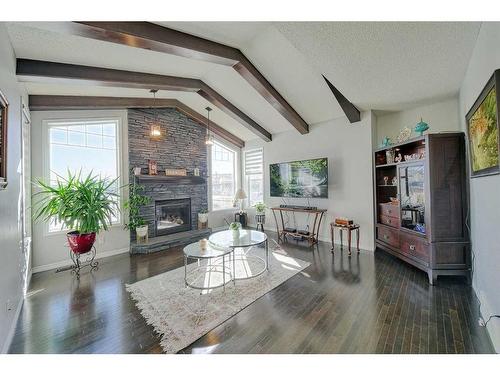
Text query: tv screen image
270 157 328 198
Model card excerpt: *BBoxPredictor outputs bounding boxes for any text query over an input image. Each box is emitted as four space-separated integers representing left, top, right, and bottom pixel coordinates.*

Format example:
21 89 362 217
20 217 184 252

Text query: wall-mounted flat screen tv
270 157 328 198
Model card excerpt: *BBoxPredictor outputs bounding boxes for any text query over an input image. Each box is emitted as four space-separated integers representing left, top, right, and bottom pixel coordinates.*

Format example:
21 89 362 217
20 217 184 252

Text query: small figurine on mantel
414 118 429 136
148 160 158 175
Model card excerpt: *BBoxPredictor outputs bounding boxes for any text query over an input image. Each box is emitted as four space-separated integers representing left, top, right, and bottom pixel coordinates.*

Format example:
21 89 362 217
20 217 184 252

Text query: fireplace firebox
154 198 192 236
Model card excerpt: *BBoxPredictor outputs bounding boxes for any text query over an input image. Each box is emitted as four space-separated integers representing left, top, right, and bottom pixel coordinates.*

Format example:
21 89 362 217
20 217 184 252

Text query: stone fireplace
155 198 192 236
128 108 210 253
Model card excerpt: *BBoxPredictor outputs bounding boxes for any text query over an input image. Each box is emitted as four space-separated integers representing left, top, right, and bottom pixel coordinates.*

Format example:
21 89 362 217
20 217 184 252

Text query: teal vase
414 118 429 136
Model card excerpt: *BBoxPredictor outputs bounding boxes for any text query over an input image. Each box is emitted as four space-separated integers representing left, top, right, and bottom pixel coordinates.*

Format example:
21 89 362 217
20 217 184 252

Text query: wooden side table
330 223 360 256
270 207 326 246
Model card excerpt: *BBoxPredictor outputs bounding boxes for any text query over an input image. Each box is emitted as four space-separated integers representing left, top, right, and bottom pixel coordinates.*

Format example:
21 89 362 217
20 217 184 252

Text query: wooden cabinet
373 133 470 284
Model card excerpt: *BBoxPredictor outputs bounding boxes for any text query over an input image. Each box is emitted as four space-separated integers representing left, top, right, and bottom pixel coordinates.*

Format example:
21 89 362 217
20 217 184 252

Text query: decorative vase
136 225 149 244
198 212 208 223
381 137 392 147
414 118 429 136
67 231 96 254
232 229 240 240
385 149 395 164
136 225 148 237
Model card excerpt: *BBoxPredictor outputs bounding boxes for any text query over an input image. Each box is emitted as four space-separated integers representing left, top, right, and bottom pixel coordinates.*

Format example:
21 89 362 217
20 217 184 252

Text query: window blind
244 148 263 175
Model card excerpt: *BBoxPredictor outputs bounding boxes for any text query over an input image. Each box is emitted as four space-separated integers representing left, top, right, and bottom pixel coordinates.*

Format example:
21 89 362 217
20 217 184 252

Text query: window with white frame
244 148 264 207
210 140 237 210
45 118 120 232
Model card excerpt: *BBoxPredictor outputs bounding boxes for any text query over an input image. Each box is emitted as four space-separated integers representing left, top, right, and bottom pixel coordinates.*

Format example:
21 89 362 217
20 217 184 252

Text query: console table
271 207 327 246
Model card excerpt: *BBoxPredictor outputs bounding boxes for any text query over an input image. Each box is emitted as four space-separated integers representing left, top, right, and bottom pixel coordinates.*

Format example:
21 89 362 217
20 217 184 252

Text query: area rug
126 246 310 353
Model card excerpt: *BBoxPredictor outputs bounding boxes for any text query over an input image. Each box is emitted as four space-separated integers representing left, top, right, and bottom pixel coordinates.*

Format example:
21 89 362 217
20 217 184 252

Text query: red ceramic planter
67 231 96 254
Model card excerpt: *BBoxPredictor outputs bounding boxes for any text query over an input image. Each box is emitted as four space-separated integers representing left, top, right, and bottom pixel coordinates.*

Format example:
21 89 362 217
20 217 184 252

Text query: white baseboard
475 288 500 353
32 247 130 274
1 297 24 354
26 268 32 291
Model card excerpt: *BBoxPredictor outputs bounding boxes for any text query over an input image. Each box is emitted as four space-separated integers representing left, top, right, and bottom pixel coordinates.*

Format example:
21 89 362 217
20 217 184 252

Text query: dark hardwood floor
9 233 494 354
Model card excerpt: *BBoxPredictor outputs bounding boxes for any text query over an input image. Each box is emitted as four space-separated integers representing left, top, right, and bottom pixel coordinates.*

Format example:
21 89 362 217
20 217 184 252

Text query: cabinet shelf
375 159 425 168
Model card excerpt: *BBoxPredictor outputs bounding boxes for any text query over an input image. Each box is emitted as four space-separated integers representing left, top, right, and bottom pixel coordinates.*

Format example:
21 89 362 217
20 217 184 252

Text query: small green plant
33 170 119 234
253 202 267 213
199 208 209 214
124 182 151 231
229 221 241 231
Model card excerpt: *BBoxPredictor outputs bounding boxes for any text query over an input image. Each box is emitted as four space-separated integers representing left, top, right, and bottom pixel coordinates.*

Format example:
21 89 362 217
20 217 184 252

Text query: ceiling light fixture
205 106 214 146
149 89 161 139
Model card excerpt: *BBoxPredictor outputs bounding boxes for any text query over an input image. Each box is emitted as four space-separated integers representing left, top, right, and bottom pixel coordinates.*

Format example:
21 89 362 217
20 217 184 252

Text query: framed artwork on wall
466 70 500 178
0 89 8 189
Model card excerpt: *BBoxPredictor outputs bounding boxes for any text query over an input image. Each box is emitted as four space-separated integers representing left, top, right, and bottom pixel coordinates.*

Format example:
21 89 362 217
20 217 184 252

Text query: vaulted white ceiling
5 21 482 142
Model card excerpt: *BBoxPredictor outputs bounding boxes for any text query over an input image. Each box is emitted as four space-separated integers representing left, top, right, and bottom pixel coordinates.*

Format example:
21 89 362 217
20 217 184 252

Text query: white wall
30 110 130 273
376 98 460 146
0 24 28 353
244 112 375 251
459 22 500 352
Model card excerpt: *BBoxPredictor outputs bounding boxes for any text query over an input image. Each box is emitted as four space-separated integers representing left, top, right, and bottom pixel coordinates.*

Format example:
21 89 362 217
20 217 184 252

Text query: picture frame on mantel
0 89 9 189
465 69 500 178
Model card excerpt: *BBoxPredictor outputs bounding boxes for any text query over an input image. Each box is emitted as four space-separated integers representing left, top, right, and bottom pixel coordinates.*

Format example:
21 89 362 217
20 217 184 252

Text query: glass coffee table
209 229 269 282
183 241 233 291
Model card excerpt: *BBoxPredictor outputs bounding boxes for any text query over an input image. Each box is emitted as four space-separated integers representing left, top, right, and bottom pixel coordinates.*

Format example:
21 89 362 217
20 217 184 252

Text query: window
244 148 263 207
45 118 120 232
210 140 237 210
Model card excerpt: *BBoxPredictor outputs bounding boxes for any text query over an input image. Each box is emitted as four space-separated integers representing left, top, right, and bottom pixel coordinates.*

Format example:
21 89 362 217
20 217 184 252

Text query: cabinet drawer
379 203 399 219
400 232 429 264
377 226 399 247
379 214 400 228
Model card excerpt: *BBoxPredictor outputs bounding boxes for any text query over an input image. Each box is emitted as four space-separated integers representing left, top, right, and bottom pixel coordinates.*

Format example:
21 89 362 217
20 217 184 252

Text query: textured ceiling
155 22 271 48
6 21 483 141
275 22 481 111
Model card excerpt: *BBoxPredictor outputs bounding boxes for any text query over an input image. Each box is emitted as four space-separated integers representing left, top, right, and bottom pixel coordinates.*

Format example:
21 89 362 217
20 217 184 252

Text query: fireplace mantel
135 175 205 185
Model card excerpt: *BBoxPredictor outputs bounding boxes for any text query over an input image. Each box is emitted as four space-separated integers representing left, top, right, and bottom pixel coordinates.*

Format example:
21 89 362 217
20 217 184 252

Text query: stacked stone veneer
128 108 208 241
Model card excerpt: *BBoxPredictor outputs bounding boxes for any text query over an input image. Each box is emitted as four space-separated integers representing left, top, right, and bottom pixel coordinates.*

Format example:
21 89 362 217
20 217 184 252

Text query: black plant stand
69 246 99 278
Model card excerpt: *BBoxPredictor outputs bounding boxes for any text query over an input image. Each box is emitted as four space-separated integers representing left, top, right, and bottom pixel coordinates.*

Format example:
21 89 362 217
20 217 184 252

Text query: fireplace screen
155 198 192 236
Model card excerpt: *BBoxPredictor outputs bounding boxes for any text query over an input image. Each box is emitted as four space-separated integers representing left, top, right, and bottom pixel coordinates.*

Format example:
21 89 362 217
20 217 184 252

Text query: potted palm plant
124 182 151 238
33 171 119 254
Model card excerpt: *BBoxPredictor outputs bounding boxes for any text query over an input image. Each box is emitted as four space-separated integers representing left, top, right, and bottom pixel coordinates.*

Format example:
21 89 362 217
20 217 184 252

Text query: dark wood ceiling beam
234 57 309 134
28 95 245 148
17 59 201 91
70 22 240 66
198 83 272 142
322 75 361 123
17 59 271 142
54 22 308 134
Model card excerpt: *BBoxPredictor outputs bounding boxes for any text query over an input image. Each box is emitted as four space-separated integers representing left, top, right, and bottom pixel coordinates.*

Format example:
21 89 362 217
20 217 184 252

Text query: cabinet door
398 163 426 234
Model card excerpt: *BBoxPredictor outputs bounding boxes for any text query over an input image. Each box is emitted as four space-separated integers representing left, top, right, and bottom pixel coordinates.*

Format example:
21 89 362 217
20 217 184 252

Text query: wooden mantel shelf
135 175 206 185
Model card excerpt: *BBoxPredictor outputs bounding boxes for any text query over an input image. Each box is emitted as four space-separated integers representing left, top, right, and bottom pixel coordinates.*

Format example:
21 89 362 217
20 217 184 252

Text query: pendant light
149 89 161 139
205 106 214 146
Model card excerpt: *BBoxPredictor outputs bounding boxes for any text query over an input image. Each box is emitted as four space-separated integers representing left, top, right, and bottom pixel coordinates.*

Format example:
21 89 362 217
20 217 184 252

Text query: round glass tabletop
183 241 232 259
209 229 267 248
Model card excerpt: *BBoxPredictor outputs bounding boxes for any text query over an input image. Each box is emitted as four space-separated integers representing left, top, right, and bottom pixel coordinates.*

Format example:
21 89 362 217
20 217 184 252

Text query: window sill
209 208 237 214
